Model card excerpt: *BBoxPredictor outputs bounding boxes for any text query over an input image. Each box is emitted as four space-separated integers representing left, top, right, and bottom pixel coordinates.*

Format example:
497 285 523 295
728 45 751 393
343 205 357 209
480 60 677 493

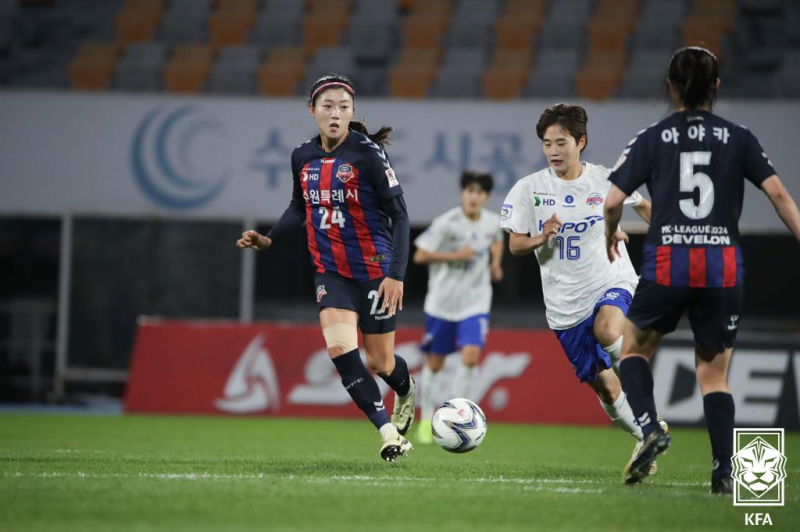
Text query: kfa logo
733 428 787 506
215 335 281 414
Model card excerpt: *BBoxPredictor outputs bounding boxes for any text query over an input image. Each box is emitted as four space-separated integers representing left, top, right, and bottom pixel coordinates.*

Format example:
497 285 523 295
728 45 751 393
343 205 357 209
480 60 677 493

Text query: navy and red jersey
609 111 776 288
290 130 403 282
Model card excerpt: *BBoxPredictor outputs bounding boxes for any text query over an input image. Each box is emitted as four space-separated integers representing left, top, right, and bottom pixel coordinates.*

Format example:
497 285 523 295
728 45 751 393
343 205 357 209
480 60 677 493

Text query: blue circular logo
131 105 230 209
565 195 574 204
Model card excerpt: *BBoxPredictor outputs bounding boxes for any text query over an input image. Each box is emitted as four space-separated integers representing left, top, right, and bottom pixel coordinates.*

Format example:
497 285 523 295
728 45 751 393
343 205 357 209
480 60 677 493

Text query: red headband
311 82 355 102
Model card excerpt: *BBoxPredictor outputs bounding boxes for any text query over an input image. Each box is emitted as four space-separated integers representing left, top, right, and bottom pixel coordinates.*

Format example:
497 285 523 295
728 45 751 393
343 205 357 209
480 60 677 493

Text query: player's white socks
603 336 623 378
420 364 439 422
379 422 398 440
451 362 475 400
601 391 644 441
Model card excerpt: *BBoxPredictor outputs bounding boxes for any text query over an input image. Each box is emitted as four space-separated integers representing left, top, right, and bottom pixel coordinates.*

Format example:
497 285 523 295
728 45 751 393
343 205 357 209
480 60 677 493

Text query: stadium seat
303 2 351 51
115 0 165 45
209 0 257 47
304 47 357 90
206 45 261 94
69 42 121 90
160 8 210 45
257 46 308 96
251 12 303 47
577 50 627 100
403 0 452 50
483 49 533 100
389 48 439 98
164 44 215 93
588 0 639 51
348 24 393 63
494 0 547 51
114 42 167 91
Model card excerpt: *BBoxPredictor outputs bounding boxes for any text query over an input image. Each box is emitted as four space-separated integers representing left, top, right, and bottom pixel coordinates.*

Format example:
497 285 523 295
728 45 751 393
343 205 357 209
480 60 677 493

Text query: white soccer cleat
380 425 413 462
630 416 669 475
391 376 416 436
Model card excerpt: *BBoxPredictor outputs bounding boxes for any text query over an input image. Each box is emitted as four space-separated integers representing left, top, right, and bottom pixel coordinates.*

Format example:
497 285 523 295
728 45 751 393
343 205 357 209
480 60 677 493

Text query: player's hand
452 245 475 262
605 229 629 263
377 277 403 317
542 213 562 243
491 263 504 282
236 230 272 251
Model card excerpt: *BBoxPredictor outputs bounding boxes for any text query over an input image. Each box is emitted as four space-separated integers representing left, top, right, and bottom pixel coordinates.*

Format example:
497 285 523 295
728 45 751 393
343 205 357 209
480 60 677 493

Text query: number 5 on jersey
319 207 345 230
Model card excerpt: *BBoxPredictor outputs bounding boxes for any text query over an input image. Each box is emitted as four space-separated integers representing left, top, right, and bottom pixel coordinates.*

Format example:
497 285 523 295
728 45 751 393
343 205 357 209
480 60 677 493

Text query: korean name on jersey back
293 131 403 282
608 111 776 288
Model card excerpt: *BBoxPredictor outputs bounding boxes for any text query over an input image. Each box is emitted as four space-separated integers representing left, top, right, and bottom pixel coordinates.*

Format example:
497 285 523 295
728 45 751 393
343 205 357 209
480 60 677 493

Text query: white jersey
500 163 642 330
415 207 504 322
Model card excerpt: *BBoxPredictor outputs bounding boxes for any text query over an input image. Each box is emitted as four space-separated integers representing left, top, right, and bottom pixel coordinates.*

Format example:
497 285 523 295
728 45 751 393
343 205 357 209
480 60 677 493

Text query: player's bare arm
761 175 800 244
632 197 652 225
413 246 474 264
490 240 504 282
604 185 627 262
236 230 272 251
508 213 561 256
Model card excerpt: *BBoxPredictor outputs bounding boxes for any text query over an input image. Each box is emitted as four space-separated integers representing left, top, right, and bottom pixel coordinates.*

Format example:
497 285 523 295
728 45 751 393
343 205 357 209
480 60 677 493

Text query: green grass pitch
1 414 798 531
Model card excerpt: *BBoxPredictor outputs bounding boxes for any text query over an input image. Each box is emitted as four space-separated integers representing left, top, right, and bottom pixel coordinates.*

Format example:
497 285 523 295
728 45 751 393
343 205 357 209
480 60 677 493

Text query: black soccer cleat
711 476 733 495
623 426 672 485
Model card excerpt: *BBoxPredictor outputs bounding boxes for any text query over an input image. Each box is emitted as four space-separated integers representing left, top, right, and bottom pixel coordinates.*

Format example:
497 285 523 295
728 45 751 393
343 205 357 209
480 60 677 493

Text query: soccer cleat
649 416 670 475
711 476 733 495
391 376 416 436
380 428 413 463
415 419 433 444
623 425 671 485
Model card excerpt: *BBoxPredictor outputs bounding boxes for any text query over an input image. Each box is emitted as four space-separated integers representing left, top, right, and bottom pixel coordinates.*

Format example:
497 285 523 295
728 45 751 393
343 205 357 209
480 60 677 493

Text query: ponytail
349 120 394 148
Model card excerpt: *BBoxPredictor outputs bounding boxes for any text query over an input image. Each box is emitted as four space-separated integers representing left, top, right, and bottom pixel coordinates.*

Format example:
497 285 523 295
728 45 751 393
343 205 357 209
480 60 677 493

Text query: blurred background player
412 171 504 444
501 104 665 467
237 74 416 462
605 47 800 490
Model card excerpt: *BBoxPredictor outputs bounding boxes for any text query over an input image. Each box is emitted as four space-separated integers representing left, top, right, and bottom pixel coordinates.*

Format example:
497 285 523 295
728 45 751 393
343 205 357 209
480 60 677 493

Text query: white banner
1 91 796 230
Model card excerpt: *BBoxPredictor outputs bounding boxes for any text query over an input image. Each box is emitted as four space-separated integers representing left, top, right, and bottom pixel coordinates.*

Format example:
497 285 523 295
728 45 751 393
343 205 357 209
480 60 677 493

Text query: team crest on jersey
501 204 513 220
336 164 353 183
316 285 327 303
587 192 604 207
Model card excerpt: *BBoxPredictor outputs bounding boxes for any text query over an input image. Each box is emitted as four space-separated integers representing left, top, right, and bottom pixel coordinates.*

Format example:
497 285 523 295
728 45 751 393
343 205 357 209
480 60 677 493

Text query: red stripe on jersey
347 166 384 280
689 248 707 288
722 246 737 287
300 162 325 274
320 162 352 278
656 246 671 286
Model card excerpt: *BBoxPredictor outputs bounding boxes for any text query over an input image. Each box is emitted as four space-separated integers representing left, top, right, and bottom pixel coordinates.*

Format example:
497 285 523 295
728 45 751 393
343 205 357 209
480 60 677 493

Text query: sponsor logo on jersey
321 158 335 164
534 196 556 207
587 192 604 207
385 167 399 188
316 285 327 302
733 428 787 506
564 195 574 206
538 215 603 233
501 204 513 220
335 164 353 183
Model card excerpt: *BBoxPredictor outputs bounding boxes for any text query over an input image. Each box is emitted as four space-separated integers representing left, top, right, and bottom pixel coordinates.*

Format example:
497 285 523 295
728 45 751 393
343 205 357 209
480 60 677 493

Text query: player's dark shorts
627 279 744 352
313 272 396 335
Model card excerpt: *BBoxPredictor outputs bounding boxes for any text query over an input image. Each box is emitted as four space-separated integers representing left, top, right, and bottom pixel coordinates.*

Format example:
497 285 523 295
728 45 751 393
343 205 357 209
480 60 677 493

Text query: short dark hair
535 103 588 152
666 46 719 111
460 171 493 194
307 73 393 148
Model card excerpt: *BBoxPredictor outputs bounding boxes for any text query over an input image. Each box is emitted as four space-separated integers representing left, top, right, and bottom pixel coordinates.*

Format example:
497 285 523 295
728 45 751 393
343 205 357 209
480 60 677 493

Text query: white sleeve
414 217 448 252
500 182 533 235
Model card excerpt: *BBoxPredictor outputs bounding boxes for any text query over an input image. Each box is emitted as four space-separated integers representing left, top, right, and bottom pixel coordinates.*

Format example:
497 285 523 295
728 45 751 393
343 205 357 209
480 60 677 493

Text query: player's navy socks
332 349 390 429
704 391 735 479
380 354 411 397
620 356 659 437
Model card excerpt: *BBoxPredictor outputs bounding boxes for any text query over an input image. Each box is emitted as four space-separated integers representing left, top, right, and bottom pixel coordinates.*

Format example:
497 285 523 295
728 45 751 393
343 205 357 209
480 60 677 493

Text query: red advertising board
125 319 609 425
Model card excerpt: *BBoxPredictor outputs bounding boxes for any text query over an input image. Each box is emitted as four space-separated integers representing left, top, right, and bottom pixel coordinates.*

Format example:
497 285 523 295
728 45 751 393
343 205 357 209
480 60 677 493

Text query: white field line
2 471 709 490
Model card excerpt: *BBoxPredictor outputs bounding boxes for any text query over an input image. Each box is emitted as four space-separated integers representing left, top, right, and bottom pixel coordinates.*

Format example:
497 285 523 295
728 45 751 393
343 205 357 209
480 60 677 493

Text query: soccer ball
431 398 487 453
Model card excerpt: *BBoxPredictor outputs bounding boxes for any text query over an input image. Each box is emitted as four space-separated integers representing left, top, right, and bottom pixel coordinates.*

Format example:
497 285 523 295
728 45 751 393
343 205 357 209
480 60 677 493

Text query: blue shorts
420 314 489 355
554 288 632 383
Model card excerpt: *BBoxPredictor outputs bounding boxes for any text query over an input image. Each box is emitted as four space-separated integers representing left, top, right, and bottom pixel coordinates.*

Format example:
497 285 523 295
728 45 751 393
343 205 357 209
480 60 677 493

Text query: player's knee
594 321 620 348
322 323 358 359
369 358 393 376
427 356 444 372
